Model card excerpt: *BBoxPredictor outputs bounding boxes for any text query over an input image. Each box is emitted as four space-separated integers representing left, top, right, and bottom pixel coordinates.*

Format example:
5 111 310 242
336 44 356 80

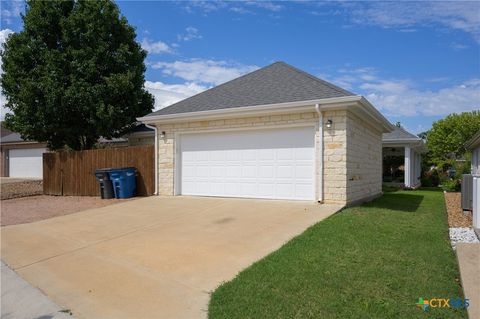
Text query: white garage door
180 126 315 200
9 148 46 178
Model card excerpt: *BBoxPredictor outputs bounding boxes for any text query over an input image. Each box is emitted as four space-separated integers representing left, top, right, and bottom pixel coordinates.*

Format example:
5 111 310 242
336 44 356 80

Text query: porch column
404 146 411 188
416 153 422 186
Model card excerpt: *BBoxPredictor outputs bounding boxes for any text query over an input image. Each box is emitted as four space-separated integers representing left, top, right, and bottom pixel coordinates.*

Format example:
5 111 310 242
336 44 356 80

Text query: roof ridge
275 61 355 96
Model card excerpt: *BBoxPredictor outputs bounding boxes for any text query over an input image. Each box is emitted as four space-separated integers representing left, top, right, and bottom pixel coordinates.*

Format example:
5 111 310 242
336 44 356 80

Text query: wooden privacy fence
43 145 154 196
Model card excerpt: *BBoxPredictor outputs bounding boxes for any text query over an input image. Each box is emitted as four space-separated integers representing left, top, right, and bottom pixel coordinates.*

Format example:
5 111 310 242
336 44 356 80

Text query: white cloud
322 67 480 117
177 27 202 42
151 59 258 86
0 28 14 46
144 80 207 110
141 39 172 54
184 1 283 14
343 1 480 43
365 78 480 117
245 1 284 12
450 42 469 51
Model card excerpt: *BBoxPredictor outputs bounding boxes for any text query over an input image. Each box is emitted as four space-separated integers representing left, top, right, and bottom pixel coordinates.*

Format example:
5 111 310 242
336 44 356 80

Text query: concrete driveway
1 196 340 319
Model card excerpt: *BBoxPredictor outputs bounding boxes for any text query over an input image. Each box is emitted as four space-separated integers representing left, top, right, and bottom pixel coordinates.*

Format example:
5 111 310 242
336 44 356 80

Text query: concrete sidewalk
456 243 480 319
1 261 74 319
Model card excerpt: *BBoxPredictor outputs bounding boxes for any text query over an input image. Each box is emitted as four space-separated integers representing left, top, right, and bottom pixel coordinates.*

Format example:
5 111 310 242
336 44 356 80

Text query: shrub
421 169 440 187
442 179 461 192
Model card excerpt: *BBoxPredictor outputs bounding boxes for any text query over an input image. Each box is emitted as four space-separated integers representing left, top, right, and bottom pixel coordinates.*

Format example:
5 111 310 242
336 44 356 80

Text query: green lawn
209 189 466 318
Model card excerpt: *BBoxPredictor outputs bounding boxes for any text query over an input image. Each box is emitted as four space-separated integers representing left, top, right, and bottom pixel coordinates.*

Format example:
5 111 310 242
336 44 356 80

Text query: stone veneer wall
153 109 381 205
345 111 383 204
322 110 348 204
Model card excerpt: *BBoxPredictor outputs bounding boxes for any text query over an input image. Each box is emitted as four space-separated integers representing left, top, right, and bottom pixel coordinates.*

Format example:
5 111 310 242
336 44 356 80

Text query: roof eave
465 131 480 150
138 95 394 133
138 96 361 124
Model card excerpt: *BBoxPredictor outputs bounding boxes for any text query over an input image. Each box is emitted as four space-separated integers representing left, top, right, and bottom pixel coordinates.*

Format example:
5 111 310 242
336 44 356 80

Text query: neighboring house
0 130 48 178
0 123 151 178
126 124 155 146
382 126 426 188
465 131 480 230
466 130 480 175
138 62 394 206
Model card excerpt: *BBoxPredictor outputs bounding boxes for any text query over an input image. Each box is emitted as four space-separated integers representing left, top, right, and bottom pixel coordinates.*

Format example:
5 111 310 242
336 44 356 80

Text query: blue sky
1 1 479 134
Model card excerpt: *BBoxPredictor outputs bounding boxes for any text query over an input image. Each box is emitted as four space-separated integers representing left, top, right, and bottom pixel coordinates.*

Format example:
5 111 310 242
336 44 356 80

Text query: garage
9 148 46 178
179 126 315 200
140 61 394 205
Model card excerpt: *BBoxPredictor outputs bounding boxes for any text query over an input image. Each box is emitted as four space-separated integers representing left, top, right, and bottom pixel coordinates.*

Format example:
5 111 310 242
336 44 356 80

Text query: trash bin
109 167 137 199
95 169 115 199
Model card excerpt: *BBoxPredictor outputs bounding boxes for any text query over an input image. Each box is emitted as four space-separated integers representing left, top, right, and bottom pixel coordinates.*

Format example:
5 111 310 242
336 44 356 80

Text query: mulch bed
444 192 472 228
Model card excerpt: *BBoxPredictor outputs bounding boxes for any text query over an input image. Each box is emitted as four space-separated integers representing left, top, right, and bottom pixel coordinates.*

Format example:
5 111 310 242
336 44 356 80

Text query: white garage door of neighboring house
179 126 315 200
9 148 46 178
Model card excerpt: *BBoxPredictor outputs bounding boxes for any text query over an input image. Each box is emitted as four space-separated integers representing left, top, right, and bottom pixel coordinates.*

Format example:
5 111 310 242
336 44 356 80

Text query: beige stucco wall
152 109 382 205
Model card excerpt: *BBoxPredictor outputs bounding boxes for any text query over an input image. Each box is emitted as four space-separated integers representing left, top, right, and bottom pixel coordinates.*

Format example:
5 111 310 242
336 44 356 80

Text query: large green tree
426 111 480 168
1 0 153 150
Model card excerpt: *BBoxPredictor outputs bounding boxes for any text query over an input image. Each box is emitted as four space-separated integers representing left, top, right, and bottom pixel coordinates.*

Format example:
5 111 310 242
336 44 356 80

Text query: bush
421 169 440 187
442 179 461 192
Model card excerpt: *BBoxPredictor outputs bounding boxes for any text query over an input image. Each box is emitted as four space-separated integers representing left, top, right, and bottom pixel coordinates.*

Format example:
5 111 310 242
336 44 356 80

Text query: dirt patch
1 180 43 200
444 192 472 228
1 195 135 226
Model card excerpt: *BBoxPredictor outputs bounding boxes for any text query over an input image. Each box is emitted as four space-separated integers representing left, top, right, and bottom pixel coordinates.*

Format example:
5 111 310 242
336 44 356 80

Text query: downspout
145 124 158 195
315 104 324 203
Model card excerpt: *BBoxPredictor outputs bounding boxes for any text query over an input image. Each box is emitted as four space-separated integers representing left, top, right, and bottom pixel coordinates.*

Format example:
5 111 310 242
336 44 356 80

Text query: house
1 129 48 178
0 123 151 178
382 125 426 188
138 62 394 205
466 130 480 175
125 124 155 146
465 131 480 230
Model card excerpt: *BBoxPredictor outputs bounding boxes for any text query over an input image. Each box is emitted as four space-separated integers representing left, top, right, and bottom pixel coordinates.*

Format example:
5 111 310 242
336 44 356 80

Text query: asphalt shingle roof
382 126 420 141
146 61 355 117
1 132 26 143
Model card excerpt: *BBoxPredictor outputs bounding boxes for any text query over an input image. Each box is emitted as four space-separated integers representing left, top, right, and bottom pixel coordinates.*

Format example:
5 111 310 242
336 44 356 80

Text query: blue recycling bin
109 167 137 199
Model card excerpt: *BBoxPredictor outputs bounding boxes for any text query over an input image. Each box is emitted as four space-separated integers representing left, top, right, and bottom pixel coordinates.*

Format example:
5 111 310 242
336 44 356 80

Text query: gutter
138 96 361 123
144 124 158 195
315 103 324 203
137 95 394 133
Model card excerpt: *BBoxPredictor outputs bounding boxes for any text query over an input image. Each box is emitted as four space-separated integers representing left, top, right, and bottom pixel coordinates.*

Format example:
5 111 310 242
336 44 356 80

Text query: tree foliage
1 0 153 150
426 111 480 168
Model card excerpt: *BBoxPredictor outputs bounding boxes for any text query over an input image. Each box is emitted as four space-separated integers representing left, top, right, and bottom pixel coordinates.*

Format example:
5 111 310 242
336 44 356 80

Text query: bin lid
109 167 136 172
95 168 116 173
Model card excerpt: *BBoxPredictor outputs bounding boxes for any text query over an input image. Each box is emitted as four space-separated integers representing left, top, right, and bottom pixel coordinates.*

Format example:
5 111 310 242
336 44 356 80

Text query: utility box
461 174 473 211
473 176 480 229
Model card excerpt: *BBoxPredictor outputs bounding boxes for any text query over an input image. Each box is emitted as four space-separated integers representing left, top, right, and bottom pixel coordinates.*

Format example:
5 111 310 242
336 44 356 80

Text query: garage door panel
9 148 46 178
241 165 257 178
296 165 314 179
296 148 314 160
211 166 225 177
258 183 275 197
180 127 315 200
